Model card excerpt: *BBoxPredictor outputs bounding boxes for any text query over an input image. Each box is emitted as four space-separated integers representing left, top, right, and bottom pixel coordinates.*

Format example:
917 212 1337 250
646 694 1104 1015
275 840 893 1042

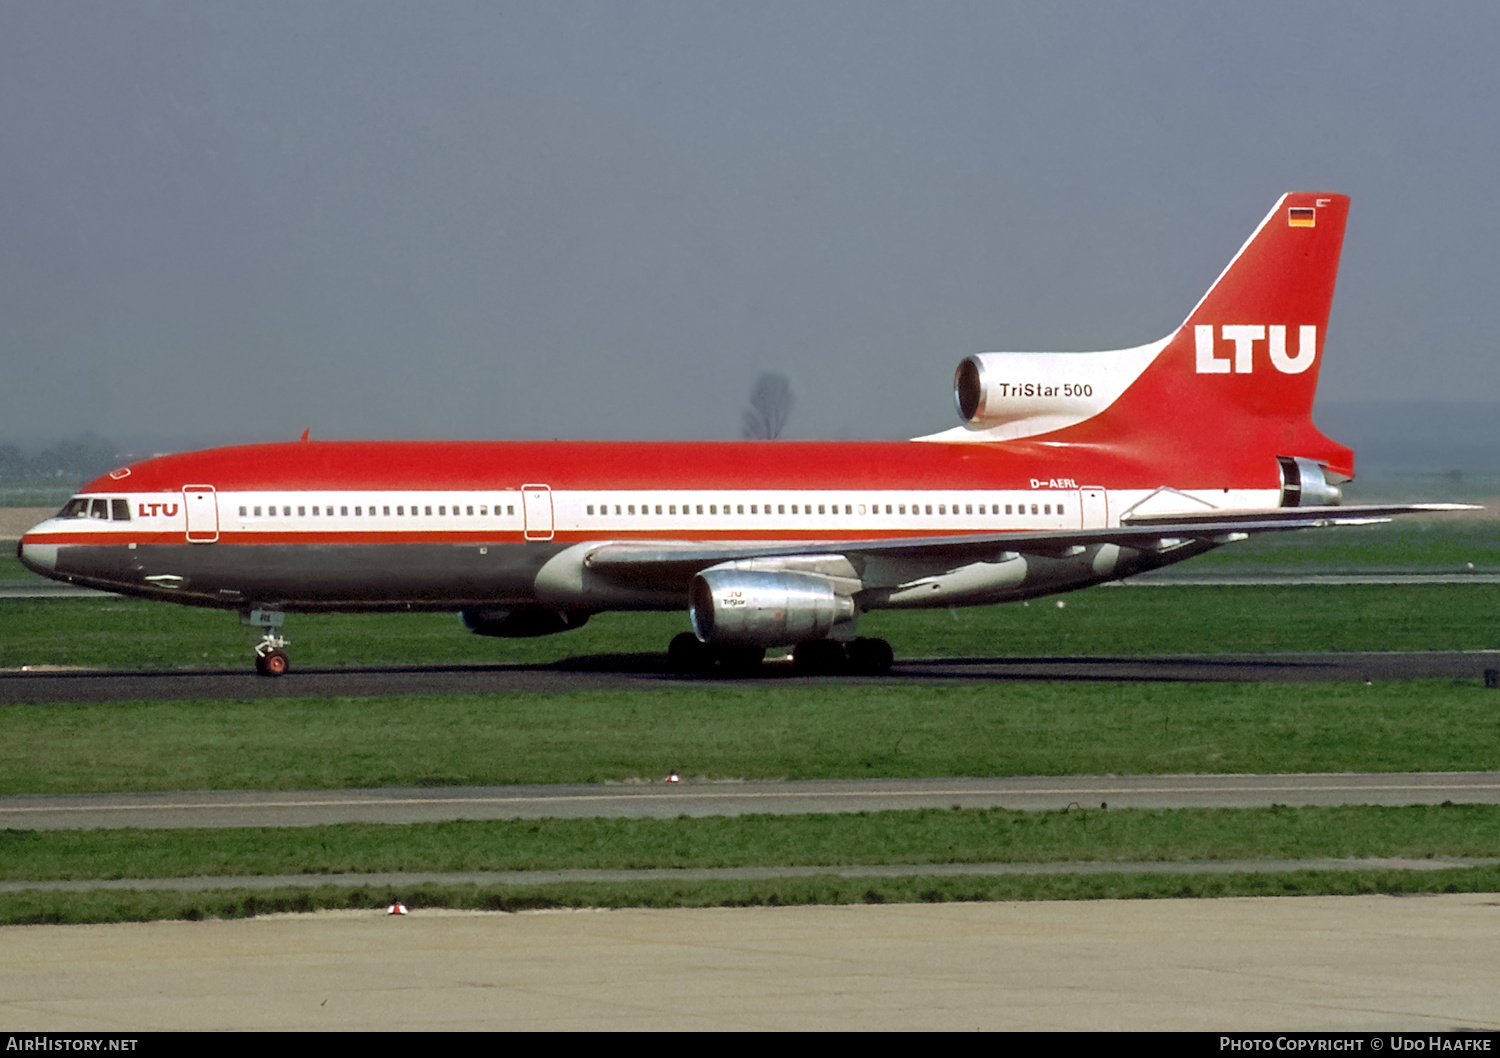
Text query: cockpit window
57 496 131 521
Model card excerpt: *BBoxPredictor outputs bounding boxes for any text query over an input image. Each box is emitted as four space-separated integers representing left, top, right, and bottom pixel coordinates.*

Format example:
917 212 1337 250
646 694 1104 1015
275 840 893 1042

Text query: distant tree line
742 372 795 440
0 433 119 484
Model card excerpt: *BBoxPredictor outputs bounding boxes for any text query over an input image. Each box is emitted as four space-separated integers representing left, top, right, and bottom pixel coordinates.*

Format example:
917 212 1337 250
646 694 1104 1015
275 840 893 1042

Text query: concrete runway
6 772 1499 830
4 897 1497 1030
6 648 1500 703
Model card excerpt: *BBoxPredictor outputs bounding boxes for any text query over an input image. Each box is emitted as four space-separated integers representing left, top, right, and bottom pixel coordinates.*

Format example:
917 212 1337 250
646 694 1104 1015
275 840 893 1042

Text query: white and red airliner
18 192 1472 675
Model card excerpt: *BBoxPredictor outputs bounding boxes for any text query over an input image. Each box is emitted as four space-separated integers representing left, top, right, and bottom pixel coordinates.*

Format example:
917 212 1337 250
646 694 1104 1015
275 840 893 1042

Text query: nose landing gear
243 608 291 677
254 634 290 677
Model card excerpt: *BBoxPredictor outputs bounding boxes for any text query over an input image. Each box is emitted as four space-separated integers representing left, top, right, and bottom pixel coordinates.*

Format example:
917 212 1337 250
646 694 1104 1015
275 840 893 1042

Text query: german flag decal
1288 206 1316 228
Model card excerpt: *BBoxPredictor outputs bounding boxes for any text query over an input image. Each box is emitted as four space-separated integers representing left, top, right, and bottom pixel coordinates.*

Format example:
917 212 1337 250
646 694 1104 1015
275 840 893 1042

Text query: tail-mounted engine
1277 456 1342 507
689 567 856 648
949 345 1162 440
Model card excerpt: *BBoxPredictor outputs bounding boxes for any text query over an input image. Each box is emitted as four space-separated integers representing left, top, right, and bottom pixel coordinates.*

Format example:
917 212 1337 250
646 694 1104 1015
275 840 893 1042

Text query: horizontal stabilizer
1120 503 1481 526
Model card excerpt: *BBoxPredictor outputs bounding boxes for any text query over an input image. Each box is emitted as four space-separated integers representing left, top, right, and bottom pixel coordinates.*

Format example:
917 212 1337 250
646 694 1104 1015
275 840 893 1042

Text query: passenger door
1079 487 1108 530
183 485 219 543
522 484 554 541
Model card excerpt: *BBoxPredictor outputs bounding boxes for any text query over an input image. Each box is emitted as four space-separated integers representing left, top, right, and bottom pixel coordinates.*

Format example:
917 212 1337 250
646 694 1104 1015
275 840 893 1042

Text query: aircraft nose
17 534 58 574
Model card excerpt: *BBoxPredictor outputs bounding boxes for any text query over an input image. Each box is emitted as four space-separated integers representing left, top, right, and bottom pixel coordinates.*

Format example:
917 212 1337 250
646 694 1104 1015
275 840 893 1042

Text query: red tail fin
1060 192 1354 481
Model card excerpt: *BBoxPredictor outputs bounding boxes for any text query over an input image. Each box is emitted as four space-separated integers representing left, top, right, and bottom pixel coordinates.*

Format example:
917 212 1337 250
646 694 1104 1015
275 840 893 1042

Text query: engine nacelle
952 344 1161 436
1277 456 1342 507
689 568 855 647
461 606 589 638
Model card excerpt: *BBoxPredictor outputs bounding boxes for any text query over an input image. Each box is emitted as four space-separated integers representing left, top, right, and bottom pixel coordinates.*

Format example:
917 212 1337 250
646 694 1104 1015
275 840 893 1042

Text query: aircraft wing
580 503 1479 586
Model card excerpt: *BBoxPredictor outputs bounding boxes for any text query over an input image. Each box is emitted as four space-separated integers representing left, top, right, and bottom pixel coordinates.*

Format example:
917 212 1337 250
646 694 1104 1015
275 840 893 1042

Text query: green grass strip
5 680 1497 794
5 866 1497 926
5 805 1497 882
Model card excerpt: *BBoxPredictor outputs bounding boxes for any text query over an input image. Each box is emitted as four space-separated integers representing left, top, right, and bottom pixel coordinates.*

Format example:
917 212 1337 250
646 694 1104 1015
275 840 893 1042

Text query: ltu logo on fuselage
1194 325 1316 375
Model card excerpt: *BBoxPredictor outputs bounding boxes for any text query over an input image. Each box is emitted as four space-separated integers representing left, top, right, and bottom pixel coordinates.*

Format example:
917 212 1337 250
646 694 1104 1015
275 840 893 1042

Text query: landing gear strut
243 608 291 678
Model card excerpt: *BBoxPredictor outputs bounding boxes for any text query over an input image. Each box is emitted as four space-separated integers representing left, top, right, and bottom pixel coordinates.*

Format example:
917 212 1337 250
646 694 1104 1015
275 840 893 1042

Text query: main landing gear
243 609 291 678
797 637 894 675
666 632 894 676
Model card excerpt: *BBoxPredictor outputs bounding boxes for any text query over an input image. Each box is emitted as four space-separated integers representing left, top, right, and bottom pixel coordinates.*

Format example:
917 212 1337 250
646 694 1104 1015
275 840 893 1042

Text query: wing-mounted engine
689 557 858 648
1278 456 1342 507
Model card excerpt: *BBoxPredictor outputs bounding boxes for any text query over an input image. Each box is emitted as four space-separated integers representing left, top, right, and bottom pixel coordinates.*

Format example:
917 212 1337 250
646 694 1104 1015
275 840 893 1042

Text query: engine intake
689 568 855 647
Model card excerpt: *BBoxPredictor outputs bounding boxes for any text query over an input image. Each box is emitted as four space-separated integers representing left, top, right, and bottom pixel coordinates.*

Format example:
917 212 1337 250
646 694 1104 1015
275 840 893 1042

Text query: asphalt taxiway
5 772 1499 830
5 648 1500 703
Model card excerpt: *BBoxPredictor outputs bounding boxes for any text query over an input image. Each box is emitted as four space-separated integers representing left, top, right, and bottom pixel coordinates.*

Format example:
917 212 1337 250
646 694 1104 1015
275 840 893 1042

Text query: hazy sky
3 2 1498 447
